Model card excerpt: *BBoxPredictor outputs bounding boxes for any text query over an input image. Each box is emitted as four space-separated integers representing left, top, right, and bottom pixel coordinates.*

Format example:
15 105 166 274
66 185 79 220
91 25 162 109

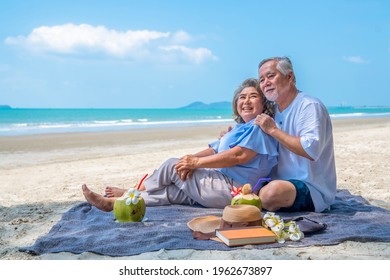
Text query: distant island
180 101 231 110
0 105 12 109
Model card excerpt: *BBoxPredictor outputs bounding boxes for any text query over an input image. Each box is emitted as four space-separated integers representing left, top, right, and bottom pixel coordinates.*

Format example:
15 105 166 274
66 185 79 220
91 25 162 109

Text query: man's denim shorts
279 179 315 212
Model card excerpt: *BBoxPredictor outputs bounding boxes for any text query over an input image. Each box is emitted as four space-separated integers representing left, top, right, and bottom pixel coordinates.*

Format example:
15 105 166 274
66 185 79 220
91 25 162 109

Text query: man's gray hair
258 56 296 84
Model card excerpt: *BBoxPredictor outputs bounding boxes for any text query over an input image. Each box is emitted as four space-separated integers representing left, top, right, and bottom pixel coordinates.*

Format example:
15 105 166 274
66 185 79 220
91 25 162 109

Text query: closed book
215 226 276 246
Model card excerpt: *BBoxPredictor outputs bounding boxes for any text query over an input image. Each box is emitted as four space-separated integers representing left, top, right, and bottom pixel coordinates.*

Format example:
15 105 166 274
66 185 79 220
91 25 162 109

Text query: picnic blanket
20 189 390 256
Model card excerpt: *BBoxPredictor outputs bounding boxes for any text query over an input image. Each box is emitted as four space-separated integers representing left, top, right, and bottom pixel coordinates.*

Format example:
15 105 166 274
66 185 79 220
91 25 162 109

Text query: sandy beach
0 117 389 260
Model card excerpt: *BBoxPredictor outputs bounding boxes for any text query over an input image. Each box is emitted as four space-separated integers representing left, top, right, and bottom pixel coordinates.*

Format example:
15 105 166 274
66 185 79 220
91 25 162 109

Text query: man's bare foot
105 186 127 198
82 184 115 212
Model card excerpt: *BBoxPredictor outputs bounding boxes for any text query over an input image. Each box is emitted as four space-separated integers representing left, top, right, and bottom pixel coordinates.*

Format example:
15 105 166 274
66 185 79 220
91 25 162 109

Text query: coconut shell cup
231 183 262 211
113 197 146 222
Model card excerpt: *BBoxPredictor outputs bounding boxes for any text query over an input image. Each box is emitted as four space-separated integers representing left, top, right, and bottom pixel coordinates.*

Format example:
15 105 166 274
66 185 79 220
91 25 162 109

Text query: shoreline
1 116 389 152
1 116 389 260
1 113 390 138
0 122 234 153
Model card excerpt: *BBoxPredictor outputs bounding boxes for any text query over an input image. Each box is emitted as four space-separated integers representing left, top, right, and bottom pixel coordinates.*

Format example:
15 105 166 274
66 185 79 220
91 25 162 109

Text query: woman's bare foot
105 186 127 198
82 184 115 212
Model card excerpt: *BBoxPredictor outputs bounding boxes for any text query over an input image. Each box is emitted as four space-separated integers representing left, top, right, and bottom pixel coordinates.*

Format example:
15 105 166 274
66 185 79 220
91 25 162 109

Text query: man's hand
218 125 232 140
255 113 313 160
254 113 277 135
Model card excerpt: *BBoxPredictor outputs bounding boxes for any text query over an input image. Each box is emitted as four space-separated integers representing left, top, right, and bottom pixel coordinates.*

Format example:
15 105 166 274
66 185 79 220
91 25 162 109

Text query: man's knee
259 181 281 199
259 180 296 211
260 189 279 211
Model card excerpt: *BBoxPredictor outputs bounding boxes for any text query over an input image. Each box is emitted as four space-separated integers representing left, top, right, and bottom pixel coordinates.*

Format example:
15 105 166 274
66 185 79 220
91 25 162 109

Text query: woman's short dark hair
232 78 275 123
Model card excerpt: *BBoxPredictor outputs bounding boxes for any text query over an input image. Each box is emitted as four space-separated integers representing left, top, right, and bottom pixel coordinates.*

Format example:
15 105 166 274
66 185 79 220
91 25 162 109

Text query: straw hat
187 216 221 234
187 204 262 240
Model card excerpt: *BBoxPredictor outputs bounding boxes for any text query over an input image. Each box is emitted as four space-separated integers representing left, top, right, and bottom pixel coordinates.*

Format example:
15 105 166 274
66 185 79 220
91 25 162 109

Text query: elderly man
254 56 336 213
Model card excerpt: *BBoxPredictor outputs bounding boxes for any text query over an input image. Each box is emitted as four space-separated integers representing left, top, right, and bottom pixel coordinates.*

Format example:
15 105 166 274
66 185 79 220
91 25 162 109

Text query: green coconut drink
113 174 148 222
231 184 262 210
113 188 146 222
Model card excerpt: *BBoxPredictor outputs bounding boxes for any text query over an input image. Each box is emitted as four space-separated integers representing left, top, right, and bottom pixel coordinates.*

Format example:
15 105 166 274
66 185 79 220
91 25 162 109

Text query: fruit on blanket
113 188 146 222
231 184 262 210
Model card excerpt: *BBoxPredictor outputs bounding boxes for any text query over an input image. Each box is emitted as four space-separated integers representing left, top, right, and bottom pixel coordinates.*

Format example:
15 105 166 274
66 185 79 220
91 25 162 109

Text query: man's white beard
264 90 279 102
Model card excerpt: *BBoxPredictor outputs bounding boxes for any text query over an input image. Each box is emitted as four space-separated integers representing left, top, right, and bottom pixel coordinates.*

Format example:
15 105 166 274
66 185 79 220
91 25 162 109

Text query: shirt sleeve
208 139 220 153
228 124 278 157
299 103 330 161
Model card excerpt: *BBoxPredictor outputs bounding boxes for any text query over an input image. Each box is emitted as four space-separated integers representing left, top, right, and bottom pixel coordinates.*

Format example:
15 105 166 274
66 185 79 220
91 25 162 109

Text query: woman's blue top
209 119 278 186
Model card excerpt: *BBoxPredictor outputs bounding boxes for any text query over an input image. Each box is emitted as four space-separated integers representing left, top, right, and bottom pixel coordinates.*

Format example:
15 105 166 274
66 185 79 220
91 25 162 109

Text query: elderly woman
82 78 278 210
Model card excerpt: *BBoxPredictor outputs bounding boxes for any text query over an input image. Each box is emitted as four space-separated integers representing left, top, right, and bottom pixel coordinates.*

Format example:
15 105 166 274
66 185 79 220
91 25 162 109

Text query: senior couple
83 56 337 213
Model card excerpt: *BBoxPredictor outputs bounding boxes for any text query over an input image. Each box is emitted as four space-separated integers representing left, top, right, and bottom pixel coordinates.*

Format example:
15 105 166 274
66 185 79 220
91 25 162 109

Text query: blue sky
0 0 389 108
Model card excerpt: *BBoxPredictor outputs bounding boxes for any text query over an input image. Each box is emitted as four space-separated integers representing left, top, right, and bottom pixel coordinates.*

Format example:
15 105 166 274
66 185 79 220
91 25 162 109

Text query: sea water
0 108 233 136
1 106 390 136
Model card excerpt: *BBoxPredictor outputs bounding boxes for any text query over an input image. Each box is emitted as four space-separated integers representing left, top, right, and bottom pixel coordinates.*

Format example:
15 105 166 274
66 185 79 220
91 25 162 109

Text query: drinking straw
252 177 271 193
137 174 148 190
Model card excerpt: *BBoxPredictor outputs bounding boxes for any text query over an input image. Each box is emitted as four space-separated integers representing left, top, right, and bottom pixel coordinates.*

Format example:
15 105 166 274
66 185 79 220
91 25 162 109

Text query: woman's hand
176 168 194 181
175 155 199 181
175 155 200 170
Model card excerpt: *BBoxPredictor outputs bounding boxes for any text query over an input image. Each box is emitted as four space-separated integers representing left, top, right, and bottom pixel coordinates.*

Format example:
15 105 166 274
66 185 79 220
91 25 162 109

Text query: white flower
263 212 284 232
262 212 275 220
125 188 141 205
286 221 304 241
262 212 286 243
262 212 304 243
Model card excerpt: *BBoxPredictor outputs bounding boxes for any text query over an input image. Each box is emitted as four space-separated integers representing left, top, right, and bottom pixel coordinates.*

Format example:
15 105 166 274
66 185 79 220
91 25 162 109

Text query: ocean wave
330 112 390 119
0 118 234 136
2 110 390 136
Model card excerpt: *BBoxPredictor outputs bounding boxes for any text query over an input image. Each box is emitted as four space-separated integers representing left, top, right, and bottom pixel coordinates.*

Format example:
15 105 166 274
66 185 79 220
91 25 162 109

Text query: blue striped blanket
20 189 390 257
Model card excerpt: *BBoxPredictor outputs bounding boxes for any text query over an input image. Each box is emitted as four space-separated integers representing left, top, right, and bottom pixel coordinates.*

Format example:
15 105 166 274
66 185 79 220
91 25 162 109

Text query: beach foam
1 107 390 136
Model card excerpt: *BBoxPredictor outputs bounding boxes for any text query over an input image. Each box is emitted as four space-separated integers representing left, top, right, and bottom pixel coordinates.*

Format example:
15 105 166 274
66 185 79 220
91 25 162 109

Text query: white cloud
342 55 369 64
5 23 216 63
159 45 218 64
5 23 169 56
172 30 192 43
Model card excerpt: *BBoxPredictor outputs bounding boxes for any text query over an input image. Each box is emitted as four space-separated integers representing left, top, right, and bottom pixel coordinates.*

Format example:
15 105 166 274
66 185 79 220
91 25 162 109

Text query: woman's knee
159 158 179 174
163 157 179 166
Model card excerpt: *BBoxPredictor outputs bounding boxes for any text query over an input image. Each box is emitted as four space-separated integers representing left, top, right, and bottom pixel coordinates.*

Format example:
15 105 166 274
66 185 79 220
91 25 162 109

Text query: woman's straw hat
187 216 221 234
